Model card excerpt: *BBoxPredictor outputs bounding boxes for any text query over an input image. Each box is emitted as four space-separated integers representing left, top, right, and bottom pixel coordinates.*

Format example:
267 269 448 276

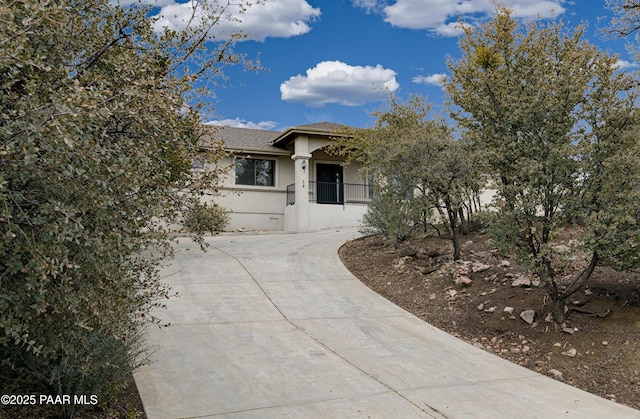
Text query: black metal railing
286 182 371 206
286 183 295 206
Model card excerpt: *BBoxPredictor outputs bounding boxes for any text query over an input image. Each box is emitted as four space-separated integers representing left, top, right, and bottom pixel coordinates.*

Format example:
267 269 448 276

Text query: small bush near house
183 203 230 234
360 187 417 243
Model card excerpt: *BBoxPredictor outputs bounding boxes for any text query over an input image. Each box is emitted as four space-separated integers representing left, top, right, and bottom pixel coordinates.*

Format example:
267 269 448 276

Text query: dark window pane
235 158 274 186
236 159 255 185
255 159 274 186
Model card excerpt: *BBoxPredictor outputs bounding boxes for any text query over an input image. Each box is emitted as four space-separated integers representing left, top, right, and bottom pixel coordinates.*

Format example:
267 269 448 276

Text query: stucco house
199 122 371 232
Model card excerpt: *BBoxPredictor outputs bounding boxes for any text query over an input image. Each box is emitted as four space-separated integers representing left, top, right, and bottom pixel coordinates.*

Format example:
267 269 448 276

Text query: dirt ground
339 232 640 411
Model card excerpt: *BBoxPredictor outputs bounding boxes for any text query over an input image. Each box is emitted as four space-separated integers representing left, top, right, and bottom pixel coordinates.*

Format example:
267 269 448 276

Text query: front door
316 163 343 204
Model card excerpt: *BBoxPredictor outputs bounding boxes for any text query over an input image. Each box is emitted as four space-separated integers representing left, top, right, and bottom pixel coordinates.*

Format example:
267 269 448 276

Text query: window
235 157 275 186
191 156 207 171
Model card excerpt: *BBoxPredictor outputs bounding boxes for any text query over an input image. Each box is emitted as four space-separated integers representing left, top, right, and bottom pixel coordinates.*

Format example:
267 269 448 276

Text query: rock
562 348 577 357
520 309 536 325
511 275 532 287
484 306 497 313
424 248 443 258
531 279 541 287
419 265 439 275
398 245 418 257
549 369 564 380
443 265 457 276
562 328 575 335
477 303 485 311
544 312 554 323
448 289 458 298
500 260 511 267
429 293 436 300
504 306 514 314
472 263 492 273
455 276 473 286
393 259 406 270
602 341 609 346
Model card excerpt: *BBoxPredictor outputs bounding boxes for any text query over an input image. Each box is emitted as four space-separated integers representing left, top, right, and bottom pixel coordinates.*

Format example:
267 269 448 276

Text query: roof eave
226 147 291 156
270 126 351 148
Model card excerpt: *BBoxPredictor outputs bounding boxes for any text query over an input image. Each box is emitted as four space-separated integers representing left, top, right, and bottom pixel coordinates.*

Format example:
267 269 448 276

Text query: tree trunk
451 224 461 260
562 251 599 298
473 190 481 213
542 278 566 324
446 202 461 260
436 205 454 237
430 223 443 236
459 207 469 235
549 293 566 324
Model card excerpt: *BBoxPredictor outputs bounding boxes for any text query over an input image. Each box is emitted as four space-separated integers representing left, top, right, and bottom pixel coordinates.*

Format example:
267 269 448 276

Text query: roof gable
270 121 352 147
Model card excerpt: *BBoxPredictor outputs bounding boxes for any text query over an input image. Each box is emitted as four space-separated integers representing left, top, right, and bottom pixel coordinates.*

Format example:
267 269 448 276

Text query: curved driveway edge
134 229 639 418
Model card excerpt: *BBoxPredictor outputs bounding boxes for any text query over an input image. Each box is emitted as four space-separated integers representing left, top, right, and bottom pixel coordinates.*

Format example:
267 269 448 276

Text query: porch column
292 135 311 232
292 153 311 232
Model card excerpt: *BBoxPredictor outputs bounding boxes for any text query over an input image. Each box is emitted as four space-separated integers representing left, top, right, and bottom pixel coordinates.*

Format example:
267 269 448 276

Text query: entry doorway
316 163 344 204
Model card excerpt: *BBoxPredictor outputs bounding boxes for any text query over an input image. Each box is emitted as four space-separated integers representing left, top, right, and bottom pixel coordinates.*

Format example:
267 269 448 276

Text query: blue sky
136 0 634 130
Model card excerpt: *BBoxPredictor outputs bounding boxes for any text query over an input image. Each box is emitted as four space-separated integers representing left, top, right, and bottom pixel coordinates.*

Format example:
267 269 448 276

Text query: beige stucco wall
307 203 367 231
206 154 294 231
201 145 368 232
308 149 364 185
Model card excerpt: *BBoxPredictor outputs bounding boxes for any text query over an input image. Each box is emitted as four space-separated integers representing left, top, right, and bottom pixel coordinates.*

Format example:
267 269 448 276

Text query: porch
285 181 372 206
284 182 370 232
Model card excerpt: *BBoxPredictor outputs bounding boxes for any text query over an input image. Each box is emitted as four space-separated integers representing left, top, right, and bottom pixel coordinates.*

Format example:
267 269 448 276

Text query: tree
0 0 259 414
445 8 640 323
330 95 484 259
606 0 640 38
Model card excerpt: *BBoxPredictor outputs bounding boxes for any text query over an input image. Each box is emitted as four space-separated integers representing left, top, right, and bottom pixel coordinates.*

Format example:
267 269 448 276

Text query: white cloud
354 0 566 36
280 60 399 107
153 0 320 42
351 0 383 13
206 118 278 130
413 73 447 86
614 59 638 70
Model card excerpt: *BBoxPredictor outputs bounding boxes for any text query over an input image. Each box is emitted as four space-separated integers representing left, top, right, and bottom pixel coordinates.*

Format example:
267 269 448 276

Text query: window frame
234 156 276 187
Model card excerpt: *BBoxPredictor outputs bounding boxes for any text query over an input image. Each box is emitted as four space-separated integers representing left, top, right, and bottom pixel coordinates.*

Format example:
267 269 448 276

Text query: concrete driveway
134 229 639 418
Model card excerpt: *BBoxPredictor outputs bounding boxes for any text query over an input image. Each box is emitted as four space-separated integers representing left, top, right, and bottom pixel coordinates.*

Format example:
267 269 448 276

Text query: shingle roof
200 126 286 154
289 122 347 132
200 122 354 154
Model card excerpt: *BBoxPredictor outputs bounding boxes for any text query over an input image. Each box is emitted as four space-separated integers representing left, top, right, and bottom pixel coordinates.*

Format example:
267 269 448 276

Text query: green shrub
2 327 150 418
467 210 493 233
183 202 230 234
361 187 417 242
